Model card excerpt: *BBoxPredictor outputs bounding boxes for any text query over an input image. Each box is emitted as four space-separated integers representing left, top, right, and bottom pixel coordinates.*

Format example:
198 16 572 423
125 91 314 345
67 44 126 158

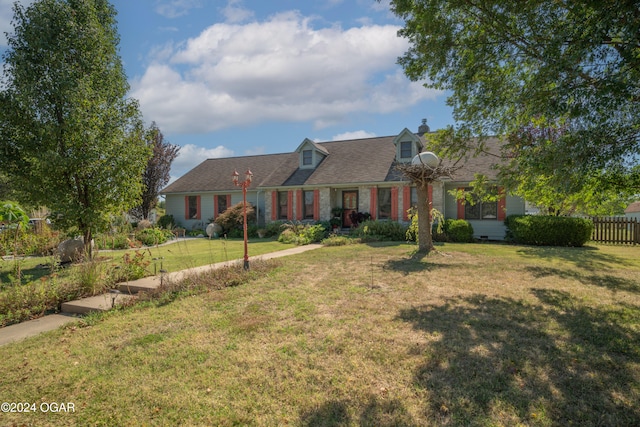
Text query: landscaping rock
56 239 85 263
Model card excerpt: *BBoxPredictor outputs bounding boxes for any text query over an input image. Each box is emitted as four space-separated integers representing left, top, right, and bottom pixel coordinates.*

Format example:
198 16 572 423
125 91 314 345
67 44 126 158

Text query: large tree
0 0 150 253
388 0 640 209
129 122 180 221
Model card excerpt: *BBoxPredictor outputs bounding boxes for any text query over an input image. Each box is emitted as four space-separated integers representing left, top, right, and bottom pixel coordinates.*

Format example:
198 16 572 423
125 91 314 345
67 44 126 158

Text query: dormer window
400 141 412 159
302 150 312 166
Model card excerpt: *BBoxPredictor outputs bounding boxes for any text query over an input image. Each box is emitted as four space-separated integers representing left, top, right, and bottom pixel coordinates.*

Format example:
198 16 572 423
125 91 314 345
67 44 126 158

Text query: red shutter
271 192 278 221
196 196 201 220
370 187 377 220
213 196 219 219
226 195 231 210
497 187 506 221
457 187 465 219
184 196 189 220
296 189 303 220
287 191 293 220
402 186 411 221
313 189 320 220
391 187 399 221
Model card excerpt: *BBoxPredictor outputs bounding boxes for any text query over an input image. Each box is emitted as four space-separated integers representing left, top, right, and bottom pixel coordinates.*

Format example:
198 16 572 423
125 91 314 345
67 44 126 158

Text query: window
278 191 288 219
216 195 228 216
400 141 412 159
303 191 314 219
463 190 498 220
302 150 312 166
187 196 200 219
378 188 392 219
410 187 418 209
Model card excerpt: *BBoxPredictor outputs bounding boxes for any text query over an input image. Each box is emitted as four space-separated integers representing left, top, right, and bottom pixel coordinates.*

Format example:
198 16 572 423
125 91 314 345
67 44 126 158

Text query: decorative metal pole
233 169 253 270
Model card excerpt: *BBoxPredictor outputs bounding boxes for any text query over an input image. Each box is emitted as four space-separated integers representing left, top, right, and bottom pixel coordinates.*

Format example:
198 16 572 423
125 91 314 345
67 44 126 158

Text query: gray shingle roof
161 134 505 194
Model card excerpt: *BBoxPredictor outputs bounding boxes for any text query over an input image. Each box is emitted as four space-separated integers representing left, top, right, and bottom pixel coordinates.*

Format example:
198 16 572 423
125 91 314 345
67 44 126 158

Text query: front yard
1 242 639 425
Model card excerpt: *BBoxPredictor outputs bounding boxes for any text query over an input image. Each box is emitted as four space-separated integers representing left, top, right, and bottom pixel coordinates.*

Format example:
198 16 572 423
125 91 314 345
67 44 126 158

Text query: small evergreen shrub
157 214 175 229
505 215 593 246
444 219 474 243
321 235 356 246
264 221 286 237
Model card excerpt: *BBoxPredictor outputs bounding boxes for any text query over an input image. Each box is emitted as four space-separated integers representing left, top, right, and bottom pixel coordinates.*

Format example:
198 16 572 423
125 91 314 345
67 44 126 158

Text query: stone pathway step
1 244 323 345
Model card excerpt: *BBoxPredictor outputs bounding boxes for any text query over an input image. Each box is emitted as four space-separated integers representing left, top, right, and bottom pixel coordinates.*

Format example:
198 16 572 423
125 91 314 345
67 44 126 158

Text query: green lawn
1 242 639 426
0 238 294 326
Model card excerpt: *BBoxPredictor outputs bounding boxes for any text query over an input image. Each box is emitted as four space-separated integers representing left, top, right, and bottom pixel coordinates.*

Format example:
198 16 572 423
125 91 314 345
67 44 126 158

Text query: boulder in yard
56 239 85 263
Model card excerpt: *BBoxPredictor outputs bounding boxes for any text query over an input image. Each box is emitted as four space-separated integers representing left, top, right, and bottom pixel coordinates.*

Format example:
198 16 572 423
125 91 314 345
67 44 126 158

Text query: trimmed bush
350 220 407 241
444 219 474 243
136 228 173 246
504 215 593 247
214 202 256 234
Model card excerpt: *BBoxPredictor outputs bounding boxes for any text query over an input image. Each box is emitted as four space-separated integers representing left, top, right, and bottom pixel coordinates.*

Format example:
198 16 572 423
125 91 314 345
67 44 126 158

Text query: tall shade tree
130 122 180 221
0 0 150 254
387 0 640 208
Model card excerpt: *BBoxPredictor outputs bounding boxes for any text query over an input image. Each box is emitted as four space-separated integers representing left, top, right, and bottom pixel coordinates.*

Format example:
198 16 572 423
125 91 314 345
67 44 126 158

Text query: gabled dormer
295 138 329 169
393 128 424 163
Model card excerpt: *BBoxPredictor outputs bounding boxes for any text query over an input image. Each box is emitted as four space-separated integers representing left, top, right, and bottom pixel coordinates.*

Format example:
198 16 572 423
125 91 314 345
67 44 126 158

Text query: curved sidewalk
0 244 322 347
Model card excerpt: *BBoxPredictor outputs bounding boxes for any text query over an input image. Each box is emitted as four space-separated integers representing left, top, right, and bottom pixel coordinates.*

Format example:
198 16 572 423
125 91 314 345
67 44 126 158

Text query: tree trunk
83 227 93 259
416 182 434 253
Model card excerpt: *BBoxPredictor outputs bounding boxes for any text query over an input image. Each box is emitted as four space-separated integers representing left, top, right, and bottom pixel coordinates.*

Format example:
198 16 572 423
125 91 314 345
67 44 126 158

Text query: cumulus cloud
132 9 440 135
170 143 235 179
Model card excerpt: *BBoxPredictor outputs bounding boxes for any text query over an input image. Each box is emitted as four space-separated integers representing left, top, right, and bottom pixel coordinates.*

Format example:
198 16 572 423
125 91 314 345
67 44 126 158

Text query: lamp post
233 169 253 270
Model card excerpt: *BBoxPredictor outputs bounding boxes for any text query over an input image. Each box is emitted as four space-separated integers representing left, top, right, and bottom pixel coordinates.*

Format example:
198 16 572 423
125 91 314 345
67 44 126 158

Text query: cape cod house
161 122 525 240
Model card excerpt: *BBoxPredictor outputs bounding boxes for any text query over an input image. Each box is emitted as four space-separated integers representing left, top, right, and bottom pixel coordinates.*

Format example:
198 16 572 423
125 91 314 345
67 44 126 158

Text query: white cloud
221 0 254 24
132 10 441 135
155 0 202 19
331 130 377 141
170 143 234 178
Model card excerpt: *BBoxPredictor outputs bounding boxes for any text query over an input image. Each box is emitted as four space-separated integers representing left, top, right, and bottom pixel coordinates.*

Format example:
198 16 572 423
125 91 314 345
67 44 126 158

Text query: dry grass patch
0 242 639 425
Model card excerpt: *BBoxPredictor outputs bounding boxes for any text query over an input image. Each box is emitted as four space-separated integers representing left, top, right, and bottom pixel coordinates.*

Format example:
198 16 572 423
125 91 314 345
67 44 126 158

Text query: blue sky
1 0 454 181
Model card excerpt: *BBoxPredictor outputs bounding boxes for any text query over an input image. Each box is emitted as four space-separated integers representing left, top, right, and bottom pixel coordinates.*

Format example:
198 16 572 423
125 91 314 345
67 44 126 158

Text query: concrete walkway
0 244 322 346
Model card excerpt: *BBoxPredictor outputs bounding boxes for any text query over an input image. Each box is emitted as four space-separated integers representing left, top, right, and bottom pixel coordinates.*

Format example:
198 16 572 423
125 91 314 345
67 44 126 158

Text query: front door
342 191 358 227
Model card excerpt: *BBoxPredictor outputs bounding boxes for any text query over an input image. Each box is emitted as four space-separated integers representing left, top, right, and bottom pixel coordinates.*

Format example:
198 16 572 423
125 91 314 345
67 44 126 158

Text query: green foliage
157 214 176 229
264 221 286 237
95 233 130 250
406 208 445 243
443 219 475 243
135 228 173 246
0 222 61 256
0 201 29 227
350 220 407 241
390 0 640 214
278 223 328 245
214 202 256 234
504 215 593 247
0 0 150 249
321 235 356 246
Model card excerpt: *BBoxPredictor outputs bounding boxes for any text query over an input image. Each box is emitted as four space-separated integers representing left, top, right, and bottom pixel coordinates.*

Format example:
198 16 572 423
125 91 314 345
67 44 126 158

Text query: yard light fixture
232 169 253 270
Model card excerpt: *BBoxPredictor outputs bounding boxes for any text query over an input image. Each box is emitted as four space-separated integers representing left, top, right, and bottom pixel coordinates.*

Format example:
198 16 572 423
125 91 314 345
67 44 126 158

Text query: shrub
136 228 173 246
214 203 256 234
264 221 286 237
157 214 176 229
444 219 474 243
505 215 593 246
405 208 445 243
137 219 152 230
321 235 356 246
278 223 328 245
350 220 407 241
95 233 129 250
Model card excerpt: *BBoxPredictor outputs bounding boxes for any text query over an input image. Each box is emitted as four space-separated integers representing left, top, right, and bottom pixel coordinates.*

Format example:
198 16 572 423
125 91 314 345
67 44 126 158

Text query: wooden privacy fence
590 216 639 245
